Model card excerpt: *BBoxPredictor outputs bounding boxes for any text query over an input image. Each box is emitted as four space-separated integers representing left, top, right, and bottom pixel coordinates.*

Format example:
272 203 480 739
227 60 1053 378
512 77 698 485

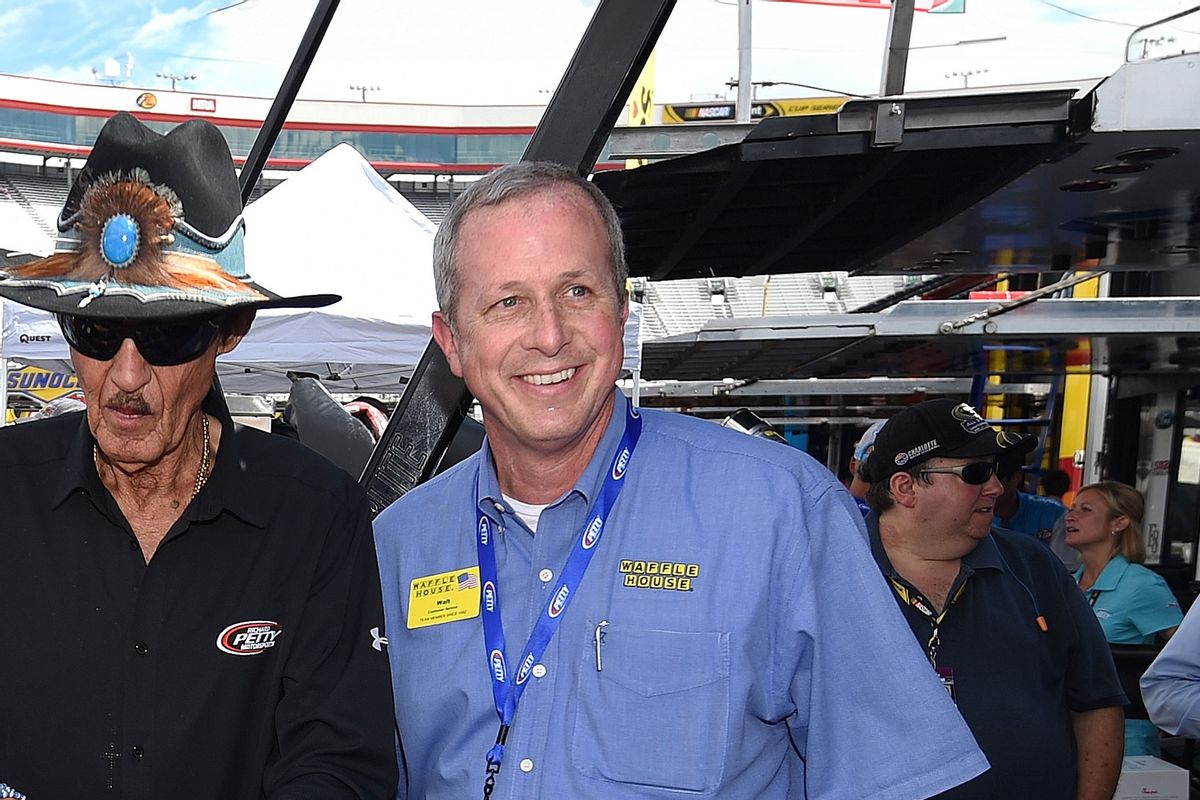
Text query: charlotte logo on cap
895 439 939 466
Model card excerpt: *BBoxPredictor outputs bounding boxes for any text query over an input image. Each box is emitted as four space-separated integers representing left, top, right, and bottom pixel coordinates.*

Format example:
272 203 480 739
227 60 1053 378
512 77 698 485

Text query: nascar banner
663 97 847 124
765 0 964 11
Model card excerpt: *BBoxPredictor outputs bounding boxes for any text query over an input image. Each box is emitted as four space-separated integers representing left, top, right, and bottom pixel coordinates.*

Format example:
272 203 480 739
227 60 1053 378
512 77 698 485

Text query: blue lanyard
475 401 641 797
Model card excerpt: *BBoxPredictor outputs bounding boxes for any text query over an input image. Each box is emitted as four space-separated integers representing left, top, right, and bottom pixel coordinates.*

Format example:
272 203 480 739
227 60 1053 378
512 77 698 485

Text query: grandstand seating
637 272 912 340
0 171 63 255
401 192 453 225
5 171 69 208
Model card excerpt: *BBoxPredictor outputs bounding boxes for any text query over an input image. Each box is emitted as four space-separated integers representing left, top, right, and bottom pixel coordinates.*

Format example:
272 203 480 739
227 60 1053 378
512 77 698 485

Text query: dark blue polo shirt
868 516 1126 799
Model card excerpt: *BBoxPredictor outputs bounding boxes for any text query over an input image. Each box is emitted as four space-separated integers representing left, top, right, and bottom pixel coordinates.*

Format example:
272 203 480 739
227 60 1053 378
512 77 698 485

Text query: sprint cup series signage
663 97 847 124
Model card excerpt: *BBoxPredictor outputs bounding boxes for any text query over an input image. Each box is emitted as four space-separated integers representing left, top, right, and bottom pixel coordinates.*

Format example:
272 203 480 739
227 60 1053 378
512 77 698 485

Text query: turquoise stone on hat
100 213 140 268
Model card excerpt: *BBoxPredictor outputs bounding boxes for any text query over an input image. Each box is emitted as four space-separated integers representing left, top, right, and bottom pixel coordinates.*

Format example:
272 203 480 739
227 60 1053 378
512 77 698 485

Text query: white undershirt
502 493 549 534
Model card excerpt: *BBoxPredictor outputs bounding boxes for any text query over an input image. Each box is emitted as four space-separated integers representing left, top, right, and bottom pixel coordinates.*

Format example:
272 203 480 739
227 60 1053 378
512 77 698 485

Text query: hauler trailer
579 7 1200 579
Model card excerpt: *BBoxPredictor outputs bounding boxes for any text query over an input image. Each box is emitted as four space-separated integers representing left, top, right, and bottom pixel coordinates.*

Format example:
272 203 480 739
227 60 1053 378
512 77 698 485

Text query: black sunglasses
58 314 222 367
917 461 997 485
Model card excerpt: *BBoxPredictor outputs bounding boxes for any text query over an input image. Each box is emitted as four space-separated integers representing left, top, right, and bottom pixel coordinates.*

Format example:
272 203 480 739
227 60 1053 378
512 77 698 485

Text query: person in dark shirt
0 113 396 798
862 399 1126 800
1041 467 1071 504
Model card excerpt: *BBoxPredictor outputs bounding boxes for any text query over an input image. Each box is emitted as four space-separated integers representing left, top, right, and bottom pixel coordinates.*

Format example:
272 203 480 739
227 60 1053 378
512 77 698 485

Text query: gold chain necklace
192 413 211 499
93 413 211 500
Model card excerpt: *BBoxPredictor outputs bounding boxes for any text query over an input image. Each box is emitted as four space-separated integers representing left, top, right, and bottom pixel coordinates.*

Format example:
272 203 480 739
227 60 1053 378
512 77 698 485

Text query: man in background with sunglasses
0 113 396 798
862 398 1126 800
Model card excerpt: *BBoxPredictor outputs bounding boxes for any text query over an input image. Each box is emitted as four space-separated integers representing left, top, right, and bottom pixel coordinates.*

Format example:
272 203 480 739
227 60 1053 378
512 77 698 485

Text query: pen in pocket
594 620 609 672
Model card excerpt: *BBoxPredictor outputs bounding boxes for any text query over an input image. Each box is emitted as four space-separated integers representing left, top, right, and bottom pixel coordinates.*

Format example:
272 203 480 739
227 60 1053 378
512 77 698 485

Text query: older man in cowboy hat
0 113 396 798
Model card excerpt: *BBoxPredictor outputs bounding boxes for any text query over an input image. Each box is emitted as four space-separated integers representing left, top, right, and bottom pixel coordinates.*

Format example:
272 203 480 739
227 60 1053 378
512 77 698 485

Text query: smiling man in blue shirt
373 161 988 799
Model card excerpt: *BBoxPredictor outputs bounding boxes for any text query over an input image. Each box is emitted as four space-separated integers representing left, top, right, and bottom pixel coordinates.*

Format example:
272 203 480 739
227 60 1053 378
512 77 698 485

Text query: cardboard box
1114 755 1189 800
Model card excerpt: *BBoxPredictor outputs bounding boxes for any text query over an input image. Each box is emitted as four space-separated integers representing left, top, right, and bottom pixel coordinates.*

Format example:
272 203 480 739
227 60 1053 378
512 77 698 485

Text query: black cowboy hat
0 112 338 319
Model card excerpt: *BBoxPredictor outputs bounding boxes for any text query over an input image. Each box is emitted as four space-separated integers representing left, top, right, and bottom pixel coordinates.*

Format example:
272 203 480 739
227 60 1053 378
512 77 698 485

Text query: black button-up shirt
0 391 397 798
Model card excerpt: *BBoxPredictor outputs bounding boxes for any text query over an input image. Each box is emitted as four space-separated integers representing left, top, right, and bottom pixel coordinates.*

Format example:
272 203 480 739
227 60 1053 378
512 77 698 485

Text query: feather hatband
6 169 265 306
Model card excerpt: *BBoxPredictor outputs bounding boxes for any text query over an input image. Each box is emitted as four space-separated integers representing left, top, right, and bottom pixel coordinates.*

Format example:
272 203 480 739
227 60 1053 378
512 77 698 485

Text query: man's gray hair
432 161 628 329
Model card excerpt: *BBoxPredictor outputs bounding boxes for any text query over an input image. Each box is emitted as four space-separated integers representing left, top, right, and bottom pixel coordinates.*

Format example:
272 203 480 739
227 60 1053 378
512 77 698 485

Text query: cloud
673 0 1196 99
3 0 1197 104
129 2 209 48
22 63 100 85
291 0 597 103
0 7 37 46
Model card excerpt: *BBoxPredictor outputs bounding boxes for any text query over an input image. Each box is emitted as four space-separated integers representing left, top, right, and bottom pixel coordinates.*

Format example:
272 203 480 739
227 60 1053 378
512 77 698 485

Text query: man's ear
890 471 921 510
432 311 463 378
216 310 255 355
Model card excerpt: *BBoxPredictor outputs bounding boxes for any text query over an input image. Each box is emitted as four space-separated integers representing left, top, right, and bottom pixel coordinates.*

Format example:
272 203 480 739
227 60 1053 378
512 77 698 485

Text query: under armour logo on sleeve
371 626 389 651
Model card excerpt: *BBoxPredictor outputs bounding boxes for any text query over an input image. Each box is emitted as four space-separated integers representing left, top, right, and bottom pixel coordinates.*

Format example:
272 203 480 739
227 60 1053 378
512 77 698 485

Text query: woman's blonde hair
1077 481 1145 564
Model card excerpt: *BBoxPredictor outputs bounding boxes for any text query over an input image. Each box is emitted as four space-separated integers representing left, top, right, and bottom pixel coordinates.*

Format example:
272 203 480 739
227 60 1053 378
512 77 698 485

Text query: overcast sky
1 0 1196 105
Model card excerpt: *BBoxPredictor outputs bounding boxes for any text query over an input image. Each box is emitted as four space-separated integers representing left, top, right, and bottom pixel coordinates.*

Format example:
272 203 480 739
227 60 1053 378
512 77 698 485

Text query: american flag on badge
458 571 479 590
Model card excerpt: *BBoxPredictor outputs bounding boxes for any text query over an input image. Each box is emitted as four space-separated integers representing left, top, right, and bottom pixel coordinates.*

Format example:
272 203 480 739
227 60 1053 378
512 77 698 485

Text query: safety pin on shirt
594 620 609 672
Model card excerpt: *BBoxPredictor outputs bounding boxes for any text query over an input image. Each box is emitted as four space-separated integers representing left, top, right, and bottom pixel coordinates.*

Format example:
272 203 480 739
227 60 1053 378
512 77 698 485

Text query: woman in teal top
1066 481 1183 756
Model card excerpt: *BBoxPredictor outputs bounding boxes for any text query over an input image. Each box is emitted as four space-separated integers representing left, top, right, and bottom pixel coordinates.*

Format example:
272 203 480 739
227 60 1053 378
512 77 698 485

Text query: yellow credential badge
408 566 482 629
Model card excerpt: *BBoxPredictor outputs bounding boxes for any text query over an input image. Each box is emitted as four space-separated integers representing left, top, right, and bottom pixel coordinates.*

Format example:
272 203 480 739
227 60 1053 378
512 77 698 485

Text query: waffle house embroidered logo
619 560 700 592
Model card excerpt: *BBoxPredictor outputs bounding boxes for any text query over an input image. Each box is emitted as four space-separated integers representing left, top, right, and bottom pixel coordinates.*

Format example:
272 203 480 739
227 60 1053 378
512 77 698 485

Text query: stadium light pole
946 68 988 88
156 72 196 91
350 84 380 102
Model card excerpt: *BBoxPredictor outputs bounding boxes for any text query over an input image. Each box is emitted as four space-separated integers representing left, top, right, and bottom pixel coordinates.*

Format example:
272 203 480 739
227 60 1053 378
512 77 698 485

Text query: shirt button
494 502 505 512
131 745 144 758
531 664 547 679
538 568 553 583
128 539 139 551
519 758 534 773
134 641 149 656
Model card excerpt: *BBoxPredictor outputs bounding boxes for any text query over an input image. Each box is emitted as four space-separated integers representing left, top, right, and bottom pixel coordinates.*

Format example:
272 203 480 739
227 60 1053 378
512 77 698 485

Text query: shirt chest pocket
571 623 731 794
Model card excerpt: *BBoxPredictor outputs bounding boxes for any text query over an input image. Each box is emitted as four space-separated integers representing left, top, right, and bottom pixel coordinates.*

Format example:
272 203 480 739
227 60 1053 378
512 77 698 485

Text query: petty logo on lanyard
475 401 642 798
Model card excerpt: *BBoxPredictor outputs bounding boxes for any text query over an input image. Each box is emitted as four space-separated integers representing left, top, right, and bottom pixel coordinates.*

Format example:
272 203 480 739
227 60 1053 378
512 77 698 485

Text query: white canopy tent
0 143 439 411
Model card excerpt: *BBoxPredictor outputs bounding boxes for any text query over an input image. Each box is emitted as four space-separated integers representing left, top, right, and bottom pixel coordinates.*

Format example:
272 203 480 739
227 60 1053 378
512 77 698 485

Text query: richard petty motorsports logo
216 620 284 656
620 559 700 592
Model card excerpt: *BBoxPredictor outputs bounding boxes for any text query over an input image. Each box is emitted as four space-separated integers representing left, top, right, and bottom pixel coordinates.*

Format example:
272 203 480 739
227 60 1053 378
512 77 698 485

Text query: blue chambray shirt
1143 599 1200 739
374 390 987 799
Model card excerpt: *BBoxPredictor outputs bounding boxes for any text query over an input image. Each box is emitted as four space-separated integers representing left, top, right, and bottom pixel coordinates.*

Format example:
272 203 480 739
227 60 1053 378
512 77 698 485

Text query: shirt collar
963 532 1006 571
192 383 269 528
476 388 627 521
867 514 1007 578
52 381 268 529
53 409 106 509
1075 553 1130 590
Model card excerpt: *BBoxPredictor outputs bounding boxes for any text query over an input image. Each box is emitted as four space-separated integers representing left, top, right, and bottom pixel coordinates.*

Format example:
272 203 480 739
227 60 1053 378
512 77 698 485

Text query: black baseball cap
863 399 1037 484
